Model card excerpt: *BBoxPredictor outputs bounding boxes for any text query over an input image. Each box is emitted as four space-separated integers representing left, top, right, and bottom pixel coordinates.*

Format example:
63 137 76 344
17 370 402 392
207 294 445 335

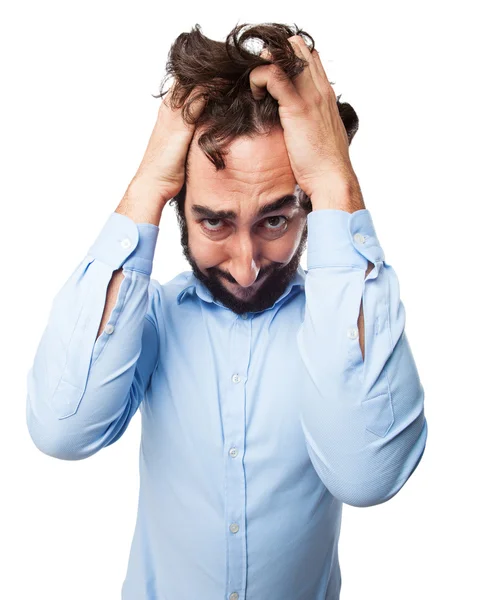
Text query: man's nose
228 240 261 288
230 266 261 288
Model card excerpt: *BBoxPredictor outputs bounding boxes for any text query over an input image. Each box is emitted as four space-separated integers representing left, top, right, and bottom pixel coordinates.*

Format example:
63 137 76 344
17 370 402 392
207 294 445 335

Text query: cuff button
347 327 359 339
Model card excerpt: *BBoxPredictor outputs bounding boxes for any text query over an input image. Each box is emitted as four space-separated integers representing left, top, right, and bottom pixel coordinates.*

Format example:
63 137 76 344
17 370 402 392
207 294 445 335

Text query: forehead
186 126 298 207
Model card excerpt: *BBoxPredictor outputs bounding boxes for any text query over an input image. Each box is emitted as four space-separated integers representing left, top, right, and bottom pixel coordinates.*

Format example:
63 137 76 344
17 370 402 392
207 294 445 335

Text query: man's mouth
229 272 268 295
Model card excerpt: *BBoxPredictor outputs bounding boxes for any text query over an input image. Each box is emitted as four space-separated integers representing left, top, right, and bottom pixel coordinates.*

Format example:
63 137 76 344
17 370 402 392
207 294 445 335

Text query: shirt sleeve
296 208 428 507
26 211 160 460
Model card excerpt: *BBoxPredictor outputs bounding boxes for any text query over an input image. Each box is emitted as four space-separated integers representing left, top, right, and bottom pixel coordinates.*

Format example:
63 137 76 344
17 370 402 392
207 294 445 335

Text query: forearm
95 178 167 341
358 261 375 359
26 205 160 458
115 175 168 226
95 269 125 341
310 175 373 360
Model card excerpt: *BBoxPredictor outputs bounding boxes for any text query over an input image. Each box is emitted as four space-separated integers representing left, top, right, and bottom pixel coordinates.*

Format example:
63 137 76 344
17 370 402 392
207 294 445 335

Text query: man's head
176 124 309 314
156 22 359 314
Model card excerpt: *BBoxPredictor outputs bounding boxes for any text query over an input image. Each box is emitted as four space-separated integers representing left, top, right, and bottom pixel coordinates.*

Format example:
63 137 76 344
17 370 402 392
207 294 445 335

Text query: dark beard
176 213 308 315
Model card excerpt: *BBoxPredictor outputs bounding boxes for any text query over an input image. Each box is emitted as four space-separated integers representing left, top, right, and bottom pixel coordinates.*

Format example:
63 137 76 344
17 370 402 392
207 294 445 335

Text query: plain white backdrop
2 1 477 598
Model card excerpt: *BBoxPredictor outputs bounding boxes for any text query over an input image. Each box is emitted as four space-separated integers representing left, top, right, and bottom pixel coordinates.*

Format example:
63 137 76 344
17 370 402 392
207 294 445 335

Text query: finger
310 47 329 82
251 47 273 99
258 38 318 101
287 36 319 99
292 37 336 99
249 63 301 106
187 85 208 121
259 47 272 60
163 83 207 132
310 48 335 95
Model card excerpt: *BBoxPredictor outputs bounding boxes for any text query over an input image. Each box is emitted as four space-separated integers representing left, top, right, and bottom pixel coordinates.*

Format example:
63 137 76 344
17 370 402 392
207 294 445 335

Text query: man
26 23 427 600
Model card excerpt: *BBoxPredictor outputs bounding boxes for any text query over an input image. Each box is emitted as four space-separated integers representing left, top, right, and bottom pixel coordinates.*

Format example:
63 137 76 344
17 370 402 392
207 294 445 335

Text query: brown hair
152 22 359 219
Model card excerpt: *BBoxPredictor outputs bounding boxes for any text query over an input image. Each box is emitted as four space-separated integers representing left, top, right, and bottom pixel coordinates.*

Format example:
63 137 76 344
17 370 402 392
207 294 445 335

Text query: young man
26 23 427 600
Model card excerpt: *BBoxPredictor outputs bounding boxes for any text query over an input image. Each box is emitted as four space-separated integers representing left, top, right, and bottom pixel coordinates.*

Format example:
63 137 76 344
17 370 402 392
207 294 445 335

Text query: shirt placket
223 311 252 600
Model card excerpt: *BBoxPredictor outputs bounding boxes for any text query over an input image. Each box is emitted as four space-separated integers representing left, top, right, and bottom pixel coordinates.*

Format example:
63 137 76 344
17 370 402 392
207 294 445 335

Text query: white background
2 1 477 598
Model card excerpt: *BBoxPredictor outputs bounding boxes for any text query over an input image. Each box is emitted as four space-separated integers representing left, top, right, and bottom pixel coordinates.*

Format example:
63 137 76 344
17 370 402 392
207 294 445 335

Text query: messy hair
152 22 359 219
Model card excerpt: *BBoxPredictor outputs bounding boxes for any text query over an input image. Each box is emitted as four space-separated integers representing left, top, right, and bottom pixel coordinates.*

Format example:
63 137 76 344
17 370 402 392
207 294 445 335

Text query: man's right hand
120 81 207 219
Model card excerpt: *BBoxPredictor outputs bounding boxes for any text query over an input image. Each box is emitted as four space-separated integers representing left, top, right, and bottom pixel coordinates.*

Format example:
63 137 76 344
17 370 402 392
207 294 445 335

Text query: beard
176 212 308 315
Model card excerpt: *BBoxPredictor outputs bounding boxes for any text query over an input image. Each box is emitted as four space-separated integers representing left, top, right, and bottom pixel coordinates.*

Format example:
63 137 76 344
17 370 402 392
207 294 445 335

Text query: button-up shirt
26 207 428 600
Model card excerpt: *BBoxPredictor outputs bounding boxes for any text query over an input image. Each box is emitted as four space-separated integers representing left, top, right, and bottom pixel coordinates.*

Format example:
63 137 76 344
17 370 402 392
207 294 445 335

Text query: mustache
210 265 276 285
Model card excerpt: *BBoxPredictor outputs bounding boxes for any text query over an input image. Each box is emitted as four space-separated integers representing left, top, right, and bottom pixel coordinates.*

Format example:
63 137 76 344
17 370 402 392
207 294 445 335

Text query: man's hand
249 36 363 210
127 81 207 209
117 80 207 225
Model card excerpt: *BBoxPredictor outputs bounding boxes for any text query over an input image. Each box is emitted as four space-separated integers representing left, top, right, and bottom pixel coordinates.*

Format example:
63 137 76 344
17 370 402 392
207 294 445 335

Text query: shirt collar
176 264 306 310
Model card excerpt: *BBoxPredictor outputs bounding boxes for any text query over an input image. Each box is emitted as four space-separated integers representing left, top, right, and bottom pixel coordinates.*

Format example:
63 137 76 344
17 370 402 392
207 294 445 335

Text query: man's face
180 126 308 315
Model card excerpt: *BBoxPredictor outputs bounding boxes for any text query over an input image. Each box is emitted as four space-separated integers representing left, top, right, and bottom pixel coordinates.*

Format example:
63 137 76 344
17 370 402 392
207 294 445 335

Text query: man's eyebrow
191 194 299 220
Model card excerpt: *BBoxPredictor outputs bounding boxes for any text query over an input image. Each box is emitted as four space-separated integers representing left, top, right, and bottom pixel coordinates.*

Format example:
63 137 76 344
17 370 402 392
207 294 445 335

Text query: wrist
128 175 172 205
310 173 365 213
116 177 168 226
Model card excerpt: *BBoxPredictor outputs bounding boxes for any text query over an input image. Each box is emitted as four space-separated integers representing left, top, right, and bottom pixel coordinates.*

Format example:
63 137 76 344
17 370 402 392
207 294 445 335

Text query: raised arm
26 82 206 460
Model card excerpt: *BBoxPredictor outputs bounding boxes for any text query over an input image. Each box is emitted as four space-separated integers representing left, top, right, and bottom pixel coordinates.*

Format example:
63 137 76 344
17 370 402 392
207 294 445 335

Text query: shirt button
232 374 241 383
104 324 115 335
347 327 359 339
240 313 248 320
229 447 238 458
120 237 132 249
229 523 240 534
230 593 239 600
353 233 366 244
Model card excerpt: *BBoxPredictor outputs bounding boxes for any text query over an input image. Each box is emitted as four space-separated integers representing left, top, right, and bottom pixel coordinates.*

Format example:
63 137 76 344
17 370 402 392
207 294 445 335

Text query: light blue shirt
26 207 427 600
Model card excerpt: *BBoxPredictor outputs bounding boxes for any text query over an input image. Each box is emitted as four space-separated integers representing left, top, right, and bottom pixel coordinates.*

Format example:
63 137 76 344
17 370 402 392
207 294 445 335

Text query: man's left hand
250 35 362 208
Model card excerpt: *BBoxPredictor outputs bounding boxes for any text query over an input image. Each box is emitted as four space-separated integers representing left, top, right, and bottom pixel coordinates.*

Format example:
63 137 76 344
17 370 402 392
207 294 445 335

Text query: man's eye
201 216 289 233
263 216 288 230
202 218 224 231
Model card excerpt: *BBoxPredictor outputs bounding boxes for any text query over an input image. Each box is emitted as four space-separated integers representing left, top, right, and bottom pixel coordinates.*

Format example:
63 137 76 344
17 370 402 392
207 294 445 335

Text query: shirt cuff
306 208 385 270
87 212 159 276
